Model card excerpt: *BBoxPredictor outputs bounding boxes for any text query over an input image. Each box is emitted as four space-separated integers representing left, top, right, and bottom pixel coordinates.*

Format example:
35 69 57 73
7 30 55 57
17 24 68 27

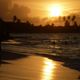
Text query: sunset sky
0 0 80 25
14 0 80 17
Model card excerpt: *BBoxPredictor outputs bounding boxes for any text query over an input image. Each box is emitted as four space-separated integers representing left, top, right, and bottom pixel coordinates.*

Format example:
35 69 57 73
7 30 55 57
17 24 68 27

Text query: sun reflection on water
42 58 56 80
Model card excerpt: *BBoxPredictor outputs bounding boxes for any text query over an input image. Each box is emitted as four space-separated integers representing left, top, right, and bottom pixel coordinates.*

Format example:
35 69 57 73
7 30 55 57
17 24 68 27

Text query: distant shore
1 21 80 33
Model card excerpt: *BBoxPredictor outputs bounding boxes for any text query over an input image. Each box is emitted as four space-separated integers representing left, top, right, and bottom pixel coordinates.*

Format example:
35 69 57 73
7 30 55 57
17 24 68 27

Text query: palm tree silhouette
72 15 77 27
63 16 70 27
72 15 76 21
13 16 17 23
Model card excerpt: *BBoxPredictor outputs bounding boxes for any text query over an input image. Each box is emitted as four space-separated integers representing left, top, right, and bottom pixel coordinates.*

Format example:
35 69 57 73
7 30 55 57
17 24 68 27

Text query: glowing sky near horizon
0 0 80 24
14 0 80 18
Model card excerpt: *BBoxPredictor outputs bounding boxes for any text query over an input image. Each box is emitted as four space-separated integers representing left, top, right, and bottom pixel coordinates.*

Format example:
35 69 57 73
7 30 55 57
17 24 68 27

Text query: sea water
1 33 80 80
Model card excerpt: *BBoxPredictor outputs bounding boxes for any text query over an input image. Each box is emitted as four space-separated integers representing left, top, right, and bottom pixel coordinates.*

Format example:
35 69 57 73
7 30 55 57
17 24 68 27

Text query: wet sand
0 51 80 80
35 53 80 71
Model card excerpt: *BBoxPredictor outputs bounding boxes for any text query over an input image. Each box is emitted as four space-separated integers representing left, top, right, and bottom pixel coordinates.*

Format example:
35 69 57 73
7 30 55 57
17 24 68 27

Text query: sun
48 4 63 17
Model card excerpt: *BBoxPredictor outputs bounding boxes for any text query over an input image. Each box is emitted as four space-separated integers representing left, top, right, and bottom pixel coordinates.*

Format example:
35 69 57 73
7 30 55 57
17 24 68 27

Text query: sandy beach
0 50 80 80
0 33 80 80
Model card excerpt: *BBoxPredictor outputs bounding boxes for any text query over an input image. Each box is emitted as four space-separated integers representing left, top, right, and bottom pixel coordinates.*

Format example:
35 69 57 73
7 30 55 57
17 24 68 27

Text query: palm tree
64 20 70 27
63 16 70 27
63 16 66 21
17 19 21 23
67 16 71 20
13 16 17 23
72 15 77 27
72 15 76 21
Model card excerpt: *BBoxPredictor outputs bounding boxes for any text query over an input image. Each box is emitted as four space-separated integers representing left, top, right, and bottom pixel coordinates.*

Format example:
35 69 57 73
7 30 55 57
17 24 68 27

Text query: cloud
10 3 30 20
0 0 13 19
0 0 30 21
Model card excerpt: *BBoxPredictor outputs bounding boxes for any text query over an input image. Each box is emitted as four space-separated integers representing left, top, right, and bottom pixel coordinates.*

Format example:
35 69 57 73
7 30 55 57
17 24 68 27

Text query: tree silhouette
63 16 66 21
63 16 70 27
64 20 70 27
72 15 78 27
72 15 76 21
17 19 21 23
13 16 17 23
67 16 71 20
73 21 77 27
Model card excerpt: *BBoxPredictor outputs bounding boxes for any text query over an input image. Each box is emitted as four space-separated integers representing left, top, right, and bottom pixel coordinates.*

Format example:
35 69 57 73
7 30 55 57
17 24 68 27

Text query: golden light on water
42 58 56 80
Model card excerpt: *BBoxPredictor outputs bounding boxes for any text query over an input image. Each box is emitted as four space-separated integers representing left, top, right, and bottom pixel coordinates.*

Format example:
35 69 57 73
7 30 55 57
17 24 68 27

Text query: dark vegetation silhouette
0 15 79 51
0 15 80 34
13 16 18 23
0 15 79 52
0 15 80 44
0 15 80 37
0 15 80 71
4 15 80 33
0 18 11 52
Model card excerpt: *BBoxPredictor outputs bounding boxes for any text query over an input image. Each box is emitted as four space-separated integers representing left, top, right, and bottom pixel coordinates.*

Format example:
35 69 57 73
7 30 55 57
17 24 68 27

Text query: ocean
3 33 80 58
1 33 80 80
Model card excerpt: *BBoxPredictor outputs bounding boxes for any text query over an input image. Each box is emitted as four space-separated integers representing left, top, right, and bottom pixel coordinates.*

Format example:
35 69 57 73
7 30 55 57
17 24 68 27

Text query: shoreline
0 50 80 72
35 53 80 71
